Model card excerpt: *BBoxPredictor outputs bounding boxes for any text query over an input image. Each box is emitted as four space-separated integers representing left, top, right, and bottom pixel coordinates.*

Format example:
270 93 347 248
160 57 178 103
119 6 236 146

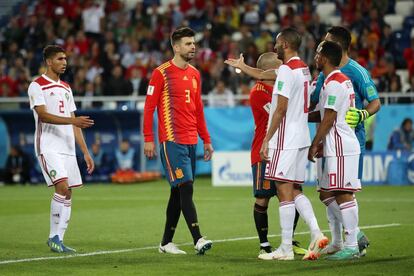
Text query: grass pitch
0 178 413 275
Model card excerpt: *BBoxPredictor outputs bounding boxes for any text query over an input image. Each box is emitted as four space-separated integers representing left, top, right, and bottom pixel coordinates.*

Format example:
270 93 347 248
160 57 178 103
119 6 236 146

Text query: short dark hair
319 41 343 67
171 27 195 46
327 26 351 52
43 45 65 61
279 28 301 51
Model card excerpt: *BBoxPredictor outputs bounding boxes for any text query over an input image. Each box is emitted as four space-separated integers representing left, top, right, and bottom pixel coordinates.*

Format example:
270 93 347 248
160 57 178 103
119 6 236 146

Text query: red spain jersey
249 81 273 165
143 60 211 145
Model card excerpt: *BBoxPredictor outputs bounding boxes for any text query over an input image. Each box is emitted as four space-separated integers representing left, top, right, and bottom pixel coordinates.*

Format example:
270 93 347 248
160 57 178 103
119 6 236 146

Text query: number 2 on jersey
59 100 64 113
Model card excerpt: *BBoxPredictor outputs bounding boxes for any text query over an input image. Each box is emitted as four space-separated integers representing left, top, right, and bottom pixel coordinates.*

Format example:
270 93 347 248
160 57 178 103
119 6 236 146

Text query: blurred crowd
0 0 414 106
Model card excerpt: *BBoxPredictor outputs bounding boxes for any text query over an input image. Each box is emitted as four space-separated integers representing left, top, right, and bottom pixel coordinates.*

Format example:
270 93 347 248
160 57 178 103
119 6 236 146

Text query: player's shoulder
60 80 71 90
33 75 52 87
155 61 172 73
285 57 308 70
187 63 199 73
343 59 371 82
326 71 350 85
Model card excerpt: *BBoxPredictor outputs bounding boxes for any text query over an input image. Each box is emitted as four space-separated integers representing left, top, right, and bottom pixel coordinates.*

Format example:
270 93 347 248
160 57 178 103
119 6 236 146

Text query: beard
180 52 195 62
276 47 284 61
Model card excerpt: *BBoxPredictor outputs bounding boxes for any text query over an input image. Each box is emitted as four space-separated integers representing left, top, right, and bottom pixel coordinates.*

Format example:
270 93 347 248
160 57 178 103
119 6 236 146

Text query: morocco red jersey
249 81 273 165
143 60 211 145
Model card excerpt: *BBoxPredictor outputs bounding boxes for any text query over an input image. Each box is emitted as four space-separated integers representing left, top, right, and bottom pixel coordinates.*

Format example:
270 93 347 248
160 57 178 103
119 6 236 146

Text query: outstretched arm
225 54 277 80
34 105 94 128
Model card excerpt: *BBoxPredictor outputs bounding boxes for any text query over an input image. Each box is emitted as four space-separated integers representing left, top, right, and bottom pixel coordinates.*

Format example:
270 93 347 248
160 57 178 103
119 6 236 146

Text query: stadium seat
384 14 404 31
395 0 414 18
316 2 336 24
278 3 297 18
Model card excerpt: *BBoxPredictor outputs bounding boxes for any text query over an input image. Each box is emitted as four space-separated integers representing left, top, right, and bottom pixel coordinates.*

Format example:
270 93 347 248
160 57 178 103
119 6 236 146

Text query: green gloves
345 107 370 128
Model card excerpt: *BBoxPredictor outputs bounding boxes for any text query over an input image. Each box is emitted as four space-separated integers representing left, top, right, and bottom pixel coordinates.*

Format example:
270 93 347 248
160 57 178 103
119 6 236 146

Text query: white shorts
38 153 83 188
318 155 361 192
265 147 308 184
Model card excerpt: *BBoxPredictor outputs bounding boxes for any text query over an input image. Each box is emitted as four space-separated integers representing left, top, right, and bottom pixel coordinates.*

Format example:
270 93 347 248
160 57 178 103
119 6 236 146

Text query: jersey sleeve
310 72 325 104
195 73 211 144
359 71 379 102
28 82 45 109
143 69 164 142
274 65 294 99
69 88 77 112
322 82 343 112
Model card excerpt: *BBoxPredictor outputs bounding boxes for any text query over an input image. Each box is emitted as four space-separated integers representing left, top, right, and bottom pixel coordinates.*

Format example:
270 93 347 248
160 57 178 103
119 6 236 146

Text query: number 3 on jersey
59 100 64 113
185 89 190 103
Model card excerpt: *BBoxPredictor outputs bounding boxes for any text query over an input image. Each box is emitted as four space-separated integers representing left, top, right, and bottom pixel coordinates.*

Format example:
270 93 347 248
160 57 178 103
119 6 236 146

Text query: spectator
82 0 105 42
4 145 30 184
103 65 133 96
208 80 235 107
115 139 136 170
388 118 414 151
89 142 110 175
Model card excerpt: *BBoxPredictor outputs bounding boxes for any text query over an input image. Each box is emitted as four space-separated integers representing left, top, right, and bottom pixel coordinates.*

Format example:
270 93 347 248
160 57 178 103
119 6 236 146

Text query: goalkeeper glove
345 107 369 128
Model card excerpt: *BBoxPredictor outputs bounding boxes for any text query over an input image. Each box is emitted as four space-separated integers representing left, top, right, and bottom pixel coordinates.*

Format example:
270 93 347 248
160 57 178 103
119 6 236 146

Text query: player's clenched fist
72 116 94 128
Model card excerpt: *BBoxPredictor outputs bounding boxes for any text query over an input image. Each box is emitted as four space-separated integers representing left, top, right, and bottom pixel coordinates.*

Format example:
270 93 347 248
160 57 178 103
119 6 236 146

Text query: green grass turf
0 178 413 275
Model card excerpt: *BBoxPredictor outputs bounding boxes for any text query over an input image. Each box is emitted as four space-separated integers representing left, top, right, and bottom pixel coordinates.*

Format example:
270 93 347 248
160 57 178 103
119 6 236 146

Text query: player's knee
255 197 269 207
254 203 268 213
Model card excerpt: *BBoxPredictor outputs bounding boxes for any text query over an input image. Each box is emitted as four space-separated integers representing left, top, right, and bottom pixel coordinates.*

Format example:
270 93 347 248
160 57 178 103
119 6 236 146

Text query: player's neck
283 51 298 63
322 65 338 77
45 70 60 82
339 53 349 68
172 56 189 69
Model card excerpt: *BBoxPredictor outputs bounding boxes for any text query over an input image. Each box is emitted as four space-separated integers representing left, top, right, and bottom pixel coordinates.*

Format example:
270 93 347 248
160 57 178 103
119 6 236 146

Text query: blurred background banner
1 105 412 185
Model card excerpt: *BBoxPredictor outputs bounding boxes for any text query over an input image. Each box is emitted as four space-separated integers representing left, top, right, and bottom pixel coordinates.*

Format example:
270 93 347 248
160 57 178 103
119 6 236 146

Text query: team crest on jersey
277 81 284 91
175 168 184 179
192 77 197 90
65 93 69 101
49 170 57 179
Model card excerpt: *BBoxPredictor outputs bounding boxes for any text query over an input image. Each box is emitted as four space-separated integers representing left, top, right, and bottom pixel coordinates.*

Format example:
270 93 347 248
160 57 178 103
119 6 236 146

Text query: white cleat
320 243 343 255
258 246 294 261
159 243 187 254
303 234 329 260
194 237 213 255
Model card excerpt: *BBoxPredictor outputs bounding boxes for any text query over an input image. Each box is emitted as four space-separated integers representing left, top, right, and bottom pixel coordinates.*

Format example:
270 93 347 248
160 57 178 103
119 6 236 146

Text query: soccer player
247 52 307 256
257 28 327 261
143 27 214 255
309 40 361 260
28 45 95 253
310 26 381 256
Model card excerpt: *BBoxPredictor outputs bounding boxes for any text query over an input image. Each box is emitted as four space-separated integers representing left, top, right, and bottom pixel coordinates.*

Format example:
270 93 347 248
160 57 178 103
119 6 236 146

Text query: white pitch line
0 223 401 265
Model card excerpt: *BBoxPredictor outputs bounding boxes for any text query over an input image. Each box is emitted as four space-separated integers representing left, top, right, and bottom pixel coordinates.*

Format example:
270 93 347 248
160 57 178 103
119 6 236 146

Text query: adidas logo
278 172 284 176
183 76 188 80
345 182 352 187
50 92 55 96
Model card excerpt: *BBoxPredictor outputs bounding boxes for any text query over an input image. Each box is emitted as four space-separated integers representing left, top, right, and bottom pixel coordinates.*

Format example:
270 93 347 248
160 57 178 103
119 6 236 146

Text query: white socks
279 201 295 251
50 193 72 242
50 193 65 239
322 196 343 247
58 199 72 241
339 200 359 249
294 194 322 241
